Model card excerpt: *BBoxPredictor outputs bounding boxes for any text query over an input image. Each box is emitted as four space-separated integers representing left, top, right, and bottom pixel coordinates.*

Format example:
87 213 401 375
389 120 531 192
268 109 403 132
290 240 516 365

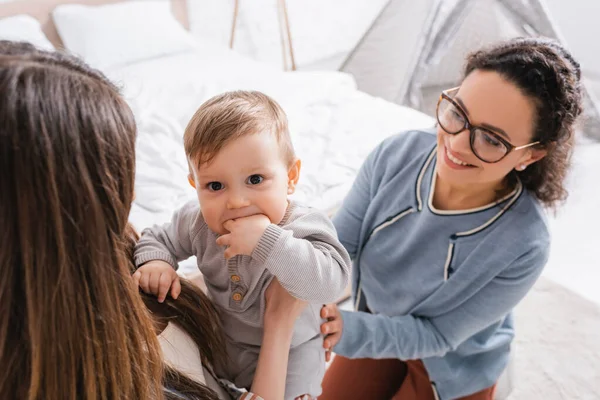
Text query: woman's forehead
458 70 536 142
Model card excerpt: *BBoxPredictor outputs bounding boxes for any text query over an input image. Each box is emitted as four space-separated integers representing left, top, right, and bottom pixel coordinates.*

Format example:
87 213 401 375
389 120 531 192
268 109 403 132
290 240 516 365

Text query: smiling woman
319 37 583 400
433 69 548 210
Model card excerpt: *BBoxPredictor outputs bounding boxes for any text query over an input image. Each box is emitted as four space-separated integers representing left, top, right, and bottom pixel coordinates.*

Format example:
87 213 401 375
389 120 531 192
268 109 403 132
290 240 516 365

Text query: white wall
544 0 600 78
544 0 600 99
188 0 386 70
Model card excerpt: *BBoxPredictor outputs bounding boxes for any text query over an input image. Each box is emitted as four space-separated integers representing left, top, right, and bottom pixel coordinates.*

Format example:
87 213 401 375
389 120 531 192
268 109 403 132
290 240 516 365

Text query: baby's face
190 131 297 235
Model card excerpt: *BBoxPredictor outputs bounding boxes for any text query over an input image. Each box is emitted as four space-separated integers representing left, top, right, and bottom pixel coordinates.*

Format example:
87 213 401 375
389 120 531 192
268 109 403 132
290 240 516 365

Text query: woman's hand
320 304 343 362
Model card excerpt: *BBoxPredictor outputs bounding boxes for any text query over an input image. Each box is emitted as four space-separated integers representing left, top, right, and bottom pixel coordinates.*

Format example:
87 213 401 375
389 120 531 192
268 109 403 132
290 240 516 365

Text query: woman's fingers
320 319 341 335
320 303 343 352
320 303 339 319
323 332 341 351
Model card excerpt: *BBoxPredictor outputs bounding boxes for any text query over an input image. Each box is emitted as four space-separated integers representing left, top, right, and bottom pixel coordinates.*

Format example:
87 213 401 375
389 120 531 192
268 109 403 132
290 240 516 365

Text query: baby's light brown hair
184 90 295 168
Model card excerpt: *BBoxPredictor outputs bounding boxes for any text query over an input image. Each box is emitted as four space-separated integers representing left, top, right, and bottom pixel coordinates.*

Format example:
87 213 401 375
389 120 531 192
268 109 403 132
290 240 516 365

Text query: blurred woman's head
435 37 583 207
0 41 163 399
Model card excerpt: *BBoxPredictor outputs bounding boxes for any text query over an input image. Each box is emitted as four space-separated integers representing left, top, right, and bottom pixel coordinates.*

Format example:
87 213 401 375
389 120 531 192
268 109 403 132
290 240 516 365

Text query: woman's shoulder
512 187 550 239
453 190 550 281
492 187 551 261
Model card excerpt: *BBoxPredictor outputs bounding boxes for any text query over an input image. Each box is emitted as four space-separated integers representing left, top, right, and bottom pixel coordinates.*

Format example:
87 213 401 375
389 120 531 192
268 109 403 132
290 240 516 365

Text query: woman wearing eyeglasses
318 38 583 400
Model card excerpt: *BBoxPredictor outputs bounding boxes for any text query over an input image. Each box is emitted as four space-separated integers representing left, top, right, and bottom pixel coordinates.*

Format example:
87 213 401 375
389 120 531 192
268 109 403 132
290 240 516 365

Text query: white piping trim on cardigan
432 384 441 400
428 170 520 215
443 242 454 281
369 209 416 240
455 180 523 238
416 146 437 211
354 282 362 311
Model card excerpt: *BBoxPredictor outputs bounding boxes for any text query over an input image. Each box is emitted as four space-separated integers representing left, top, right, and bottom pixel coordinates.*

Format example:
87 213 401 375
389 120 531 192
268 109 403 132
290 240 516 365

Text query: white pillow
52 0 196 70
0 15 55 51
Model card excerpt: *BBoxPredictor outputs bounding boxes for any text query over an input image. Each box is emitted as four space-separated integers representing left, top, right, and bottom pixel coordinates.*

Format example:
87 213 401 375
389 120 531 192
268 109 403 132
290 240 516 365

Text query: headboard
0 0 189 49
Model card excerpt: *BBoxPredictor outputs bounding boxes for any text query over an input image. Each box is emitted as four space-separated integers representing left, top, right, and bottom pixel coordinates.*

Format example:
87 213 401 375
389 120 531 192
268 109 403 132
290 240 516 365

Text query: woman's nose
448 128 472 153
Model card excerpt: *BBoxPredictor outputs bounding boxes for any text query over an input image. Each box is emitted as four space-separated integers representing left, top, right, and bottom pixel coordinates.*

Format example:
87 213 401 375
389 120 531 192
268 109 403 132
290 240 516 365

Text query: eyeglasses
436 87 539 163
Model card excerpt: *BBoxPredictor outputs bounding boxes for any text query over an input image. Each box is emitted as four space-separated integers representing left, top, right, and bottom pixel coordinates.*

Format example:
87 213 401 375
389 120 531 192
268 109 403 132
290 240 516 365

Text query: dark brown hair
0 41 221 400
0 41 164 399
464 37 583 208
124 225 227 380
184 90 295 168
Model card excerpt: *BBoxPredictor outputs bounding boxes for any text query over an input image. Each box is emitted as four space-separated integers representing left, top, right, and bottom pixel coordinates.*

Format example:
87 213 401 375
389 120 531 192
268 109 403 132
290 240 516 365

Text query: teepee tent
341 0 600 139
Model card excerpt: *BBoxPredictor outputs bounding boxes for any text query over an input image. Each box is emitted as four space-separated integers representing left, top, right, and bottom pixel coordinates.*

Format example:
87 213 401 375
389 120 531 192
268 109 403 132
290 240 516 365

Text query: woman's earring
517 164 527 171
287 183 295 194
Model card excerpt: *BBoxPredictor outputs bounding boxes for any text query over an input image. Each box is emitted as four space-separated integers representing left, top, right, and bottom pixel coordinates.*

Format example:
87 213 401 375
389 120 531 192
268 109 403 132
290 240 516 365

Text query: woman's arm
250 278 307 400
324 245 548 360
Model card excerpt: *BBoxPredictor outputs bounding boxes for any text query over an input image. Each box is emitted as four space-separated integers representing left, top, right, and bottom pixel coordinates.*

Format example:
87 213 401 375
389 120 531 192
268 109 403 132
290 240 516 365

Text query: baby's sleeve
134 201 202 269
252 208 352 304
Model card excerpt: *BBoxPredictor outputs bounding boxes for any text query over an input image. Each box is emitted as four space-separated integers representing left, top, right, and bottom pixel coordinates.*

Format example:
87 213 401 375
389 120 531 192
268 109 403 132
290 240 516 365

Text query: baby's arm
252 209 352 304
133 201 201 301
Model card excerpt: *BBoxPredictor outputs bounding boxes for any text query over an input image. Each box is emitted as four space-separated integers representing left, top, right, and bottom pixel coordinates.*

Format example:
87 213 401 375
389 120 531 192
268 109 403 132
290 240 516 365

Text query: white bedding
104 42 434 233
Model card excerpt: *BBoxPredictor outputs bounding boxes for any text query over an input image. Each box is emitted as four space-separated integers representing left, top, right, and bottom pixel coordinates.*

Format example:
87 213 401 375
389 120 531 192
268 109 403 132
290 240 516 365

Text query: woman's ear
287 159 301 195
517 147 548 171
188 174 196 188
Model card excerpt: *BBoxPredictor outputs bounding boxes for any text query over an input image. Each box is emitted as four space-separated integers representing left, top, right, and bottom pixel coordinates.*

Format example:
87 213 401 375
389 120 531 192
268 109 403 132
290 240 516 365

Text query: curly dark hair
464 37 583 208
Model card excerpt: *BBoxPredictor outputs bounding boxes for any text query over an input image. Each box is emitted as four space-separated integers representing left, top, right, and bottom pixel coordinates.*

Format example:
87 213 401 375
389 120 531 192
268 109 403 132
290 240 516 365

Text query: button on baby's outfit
230 274 241 283
232 292 243 301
